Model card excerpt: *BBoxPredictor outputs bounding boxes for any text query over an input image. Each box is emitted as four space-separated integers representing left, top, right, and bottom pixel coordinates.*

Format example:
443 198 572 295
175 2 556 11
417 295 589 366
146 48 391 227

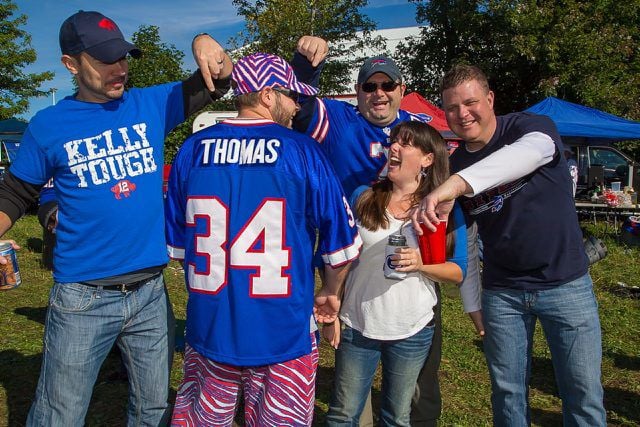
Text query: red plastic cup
419 221 447 265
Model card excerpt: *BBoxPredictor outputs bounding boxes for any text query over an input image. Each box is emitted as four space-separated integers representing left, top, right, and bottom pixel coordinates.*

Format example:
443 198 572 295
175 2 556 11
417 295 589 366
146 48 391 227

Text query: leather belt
80 273 160 293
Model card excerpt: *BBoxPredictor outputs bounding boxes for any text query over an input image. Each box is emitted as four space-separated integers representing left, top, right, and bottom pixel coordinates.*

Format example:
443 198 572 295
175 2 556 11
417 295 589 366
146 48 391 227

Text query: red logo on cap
98 18 117 31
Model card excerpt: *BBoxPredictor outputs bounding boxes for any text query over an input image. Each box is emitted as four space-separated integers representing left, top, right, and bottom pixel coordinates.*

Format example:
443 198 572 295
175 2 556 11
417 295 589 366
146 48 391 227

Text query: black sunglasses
273 87 300 103
361 81 400 93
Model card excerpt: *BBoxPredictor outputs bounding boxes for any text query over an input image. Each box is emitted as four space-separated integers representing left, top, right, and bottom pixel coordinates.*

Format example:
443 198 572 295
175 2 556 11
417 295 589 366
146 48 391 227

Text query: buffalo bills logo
371 59 387 65
491 195 504 212
447 140 459 155
98 18 117 31
111 180 137 199
385 255 396 270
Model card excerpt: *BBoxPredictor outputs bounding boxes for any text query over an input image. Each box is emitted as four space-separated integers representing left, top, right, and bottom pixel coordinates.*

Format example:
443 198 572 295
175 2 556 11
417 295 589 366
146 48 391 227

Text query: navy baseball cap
59 11 141 63
357 55 402 84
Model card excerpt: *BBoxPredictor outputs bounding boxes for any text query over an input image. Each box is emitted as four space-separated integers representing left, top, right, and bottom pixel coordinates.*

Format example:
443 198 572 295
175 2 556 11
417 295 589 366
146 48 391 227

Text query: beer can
0 242 21 290
383 234 407 280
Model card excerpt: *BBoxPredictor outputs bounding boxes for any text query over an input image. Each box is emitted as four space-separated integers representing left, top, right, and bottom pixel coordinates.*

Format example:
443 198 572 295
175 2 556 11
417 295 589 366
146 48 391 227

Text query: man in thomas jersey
292 38 481 427
166 52 361 426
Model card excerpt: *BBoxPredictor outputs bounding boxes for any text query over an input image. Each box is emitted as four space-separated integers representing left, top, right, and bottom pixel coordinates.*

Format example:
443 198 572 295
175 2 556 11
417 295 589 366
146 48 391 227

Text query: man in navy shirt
420 64 606 426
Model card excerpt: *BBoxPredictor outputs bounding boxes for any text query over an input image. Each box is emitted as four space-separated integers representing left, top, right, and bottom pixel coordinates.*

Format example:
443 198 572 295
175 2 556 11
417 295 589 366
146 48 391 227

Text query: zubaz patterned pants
171 334 319 427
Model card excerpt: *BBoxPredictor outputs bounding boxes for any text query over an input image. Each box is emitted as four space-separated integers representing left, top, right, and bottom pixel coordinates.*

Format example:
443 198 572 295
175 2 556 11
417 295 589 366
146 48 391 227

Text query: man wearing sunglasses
292 42 482 427
293 52 418 198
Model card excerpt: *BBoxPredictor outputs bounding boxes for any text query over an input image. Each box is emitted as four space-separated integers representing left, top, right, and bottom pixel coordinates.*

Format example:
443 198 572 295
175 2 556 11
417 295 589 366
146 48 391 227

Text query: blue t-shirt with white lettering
165 118 361 366
11 82 184 282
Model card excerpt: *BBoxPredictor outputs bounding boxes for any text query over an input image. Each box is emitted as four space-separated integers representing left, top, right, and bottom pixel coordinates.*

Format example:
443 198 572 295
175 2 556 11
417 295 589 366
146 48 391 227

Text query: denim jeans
327 324 434 427
27 274 174 427
482 273 606 427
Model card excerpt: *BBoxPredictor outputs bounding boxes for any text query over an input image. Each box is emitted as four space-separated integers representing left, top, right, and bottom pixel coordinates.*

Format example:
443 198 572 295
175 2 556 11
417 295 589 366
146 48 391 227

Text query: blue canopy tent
0 118 27 135
0 118 27 171
525 97 640 143
526 98 640 198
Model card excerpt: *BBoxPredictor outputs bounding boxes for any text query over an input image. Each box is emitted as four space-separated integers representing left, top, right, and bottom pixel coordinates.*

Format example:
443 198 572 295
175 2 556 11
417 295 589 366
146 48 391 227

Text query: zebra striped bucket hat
232 52 318 97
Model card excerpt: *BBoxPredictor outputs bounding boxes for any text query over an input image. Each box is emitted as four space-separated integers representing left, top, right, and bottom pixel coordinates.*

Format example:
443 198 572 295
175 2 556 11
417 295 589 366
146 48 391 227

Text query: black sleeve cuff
182 70 232 117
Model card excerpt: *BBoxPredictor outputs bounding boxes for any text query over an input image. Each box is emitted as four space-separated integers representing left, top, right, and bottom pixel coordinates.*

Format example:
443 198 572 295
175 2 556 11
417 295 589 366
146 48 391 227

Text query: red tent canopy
400 92 458 139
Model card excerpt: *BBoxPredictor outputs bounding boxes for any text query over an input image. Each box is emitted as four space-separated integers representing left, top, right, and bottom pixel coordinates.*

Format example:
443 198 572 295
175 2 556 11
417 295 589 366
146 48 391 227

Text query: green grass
0 215 638 426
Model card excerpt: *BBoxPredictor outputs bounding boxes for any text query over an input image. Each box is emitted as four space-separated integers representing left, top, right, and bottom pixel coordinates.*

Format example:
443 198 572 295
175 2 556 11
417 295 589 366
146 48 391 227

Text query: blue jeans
27 274 174 427
482 273 606 427
327 324 434 427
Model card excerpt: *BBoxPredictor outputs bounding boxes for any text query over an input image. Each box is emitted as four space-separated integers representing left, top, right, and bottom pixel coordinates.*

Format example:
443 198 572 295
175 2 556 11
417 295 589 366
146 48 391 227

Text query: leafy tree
126 25 190 89
396 0 640 121
0 0 53 119
126 25 205 162
396 0 545 114
231 0 385 95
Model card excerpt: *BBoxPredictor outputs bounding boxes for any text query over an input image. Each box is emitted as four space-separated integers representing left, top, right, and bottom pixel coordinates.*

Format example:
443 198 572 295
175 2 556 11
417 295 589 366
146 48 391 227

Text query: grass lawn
0 214 638 426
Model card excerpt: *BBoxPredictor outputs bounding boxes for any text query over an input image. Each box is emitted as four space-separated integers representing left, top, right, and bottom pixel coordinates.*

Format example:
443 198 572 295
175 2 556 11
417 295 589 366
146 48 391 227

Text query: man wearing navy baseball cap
0 10 232 425
166 51 360 425
59 10 142 63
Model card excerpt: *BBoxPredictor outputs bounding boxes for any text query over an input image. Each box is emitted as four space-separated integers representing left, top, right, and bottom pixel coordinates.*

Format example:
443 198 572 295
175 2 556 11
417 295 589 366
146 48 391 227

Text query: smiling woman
323 121 467 426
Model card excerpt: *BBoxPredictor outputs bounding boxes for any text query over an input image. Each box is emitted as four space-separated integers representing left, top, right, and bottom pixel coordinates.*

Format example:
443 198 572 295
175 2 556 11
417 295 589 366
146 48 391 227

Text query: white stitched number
342 196 355 227
186 197 291 296
186 197 227 293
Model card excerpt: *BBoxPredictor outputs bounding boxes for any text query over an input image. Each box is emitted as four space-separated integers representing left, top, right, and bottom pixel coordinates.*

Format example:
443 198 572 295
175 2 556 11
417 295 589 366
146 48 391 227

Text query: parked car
566 142 640 199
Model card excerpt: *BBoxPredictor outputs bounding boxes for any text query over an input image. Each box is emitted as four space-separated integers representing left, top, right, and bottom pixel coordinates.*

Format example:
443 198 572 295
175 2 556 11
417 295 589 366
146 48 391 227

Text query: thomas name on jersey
63 122 157 188
200 138 280 165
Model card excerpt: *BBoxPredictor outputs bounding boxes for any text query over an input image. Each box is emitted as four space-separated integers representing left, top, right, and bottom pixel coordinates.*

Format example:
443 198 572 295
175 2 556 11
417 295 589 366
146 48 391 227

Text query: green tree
0 0 53 119
231 0 385 95
395 0 543 114
126 25 190 89
503 0 640 120
126 25 211 162
396 0 640 120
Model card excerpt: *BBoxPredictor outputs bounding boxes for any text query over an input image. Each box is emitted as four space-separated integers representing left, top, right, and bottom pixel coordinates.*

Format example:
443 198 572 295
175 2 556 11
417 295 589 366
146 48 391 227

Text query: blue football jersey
165 118 361 366
303 98 430 197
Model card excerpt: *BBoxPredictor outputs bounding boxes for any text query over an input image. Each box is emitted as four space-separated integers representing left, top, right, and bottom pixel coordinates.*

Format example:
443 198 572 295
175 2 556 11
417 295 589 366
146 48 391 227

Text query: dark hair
439 64 490 95
355 121 455 256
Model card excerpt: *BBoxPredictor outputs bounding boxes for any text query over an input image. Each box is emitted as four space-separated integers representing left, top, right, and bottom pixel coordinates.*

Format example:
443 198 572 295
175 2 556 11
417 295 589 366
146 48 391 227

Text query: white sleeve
459 221 481 313
457 131 556 196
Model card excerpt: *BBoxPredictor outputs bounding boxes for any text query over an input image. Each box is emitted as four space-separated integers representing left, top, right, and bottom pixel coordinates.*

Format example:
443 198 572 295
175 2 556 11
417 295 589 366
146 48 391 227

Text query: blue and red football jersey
302 98 430 197
165 118 361 366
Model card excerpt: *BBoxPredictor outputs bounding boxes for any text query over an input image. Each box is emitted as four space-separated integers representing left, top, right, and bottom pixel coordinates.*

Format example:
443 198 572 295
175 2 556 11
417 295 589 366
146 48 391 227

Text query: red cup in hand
419 222 447 265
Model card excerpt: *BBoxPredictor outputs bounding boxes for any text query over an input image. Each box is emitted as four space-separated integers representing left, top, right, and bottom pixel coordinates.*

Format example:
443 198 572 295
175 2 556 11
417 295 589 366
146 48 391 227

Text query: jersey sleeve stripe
310 98 329 143
321 234 362 267
167 245 185 260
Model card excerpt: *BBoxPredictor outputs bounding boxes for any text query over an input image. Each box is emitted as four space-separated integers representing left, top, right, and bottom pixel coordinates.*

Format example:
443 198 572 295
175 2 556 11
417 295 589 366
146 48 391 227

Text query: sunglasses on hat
360 81 400 93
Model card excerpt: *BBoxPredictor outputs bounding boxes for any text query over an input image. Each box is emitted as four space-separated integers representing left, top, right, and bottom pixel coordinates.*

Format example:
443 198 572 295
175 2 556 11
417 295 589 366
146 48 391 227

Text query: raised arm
191 34 233 92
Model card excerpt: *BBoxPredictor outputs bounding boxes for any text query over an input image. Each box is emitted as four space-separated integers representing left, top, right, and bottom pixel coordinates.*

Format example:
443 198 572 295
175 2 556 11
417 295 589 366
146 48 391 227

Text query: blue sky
15 0 418 120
